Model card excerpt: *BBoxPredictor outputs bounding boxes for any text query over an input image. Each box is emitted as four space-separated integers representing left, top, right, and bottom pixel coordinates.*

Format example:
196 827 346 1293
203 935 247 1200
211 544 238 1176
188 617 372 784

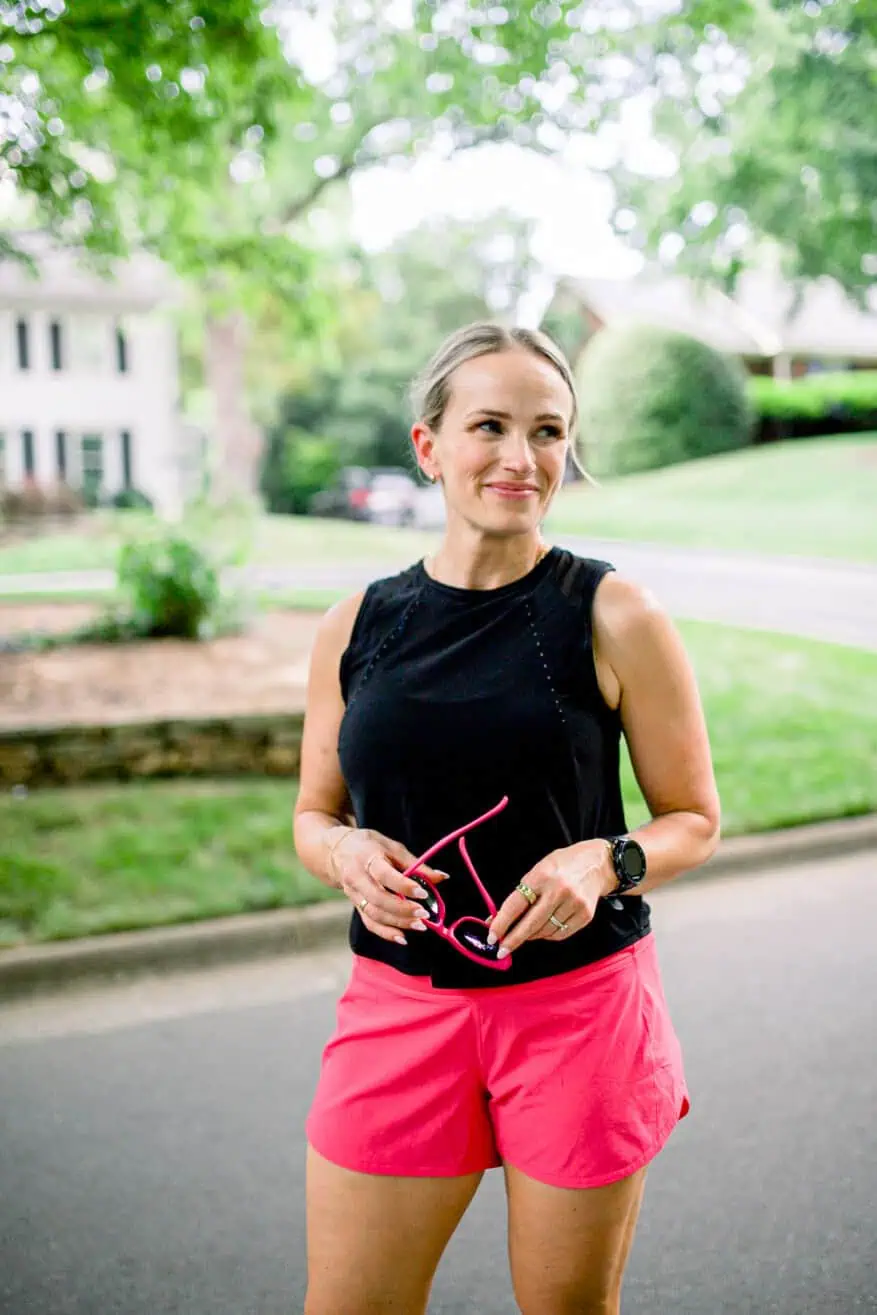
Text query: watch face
620 840 646 881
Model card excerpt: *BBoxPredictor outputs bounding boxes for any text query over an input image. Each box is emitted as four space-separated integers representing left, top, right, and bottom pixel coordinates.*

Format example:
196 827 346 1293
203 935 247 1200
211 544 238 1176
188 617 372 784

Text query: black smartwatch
604 836 647 898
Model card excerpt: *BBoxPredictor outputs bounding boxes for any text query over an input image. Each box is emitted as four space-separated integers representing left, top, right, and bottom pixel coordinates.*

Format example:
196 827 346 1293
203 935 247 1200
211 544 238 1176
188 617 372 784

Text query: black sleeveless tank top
337 547 651 988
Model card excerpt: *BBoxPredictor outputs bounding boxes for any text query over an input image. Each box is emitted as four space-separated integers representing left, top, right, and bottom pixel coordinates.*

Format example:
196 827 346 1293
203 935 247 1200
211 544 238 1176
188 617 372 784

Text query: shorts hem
307 1135 500 1179
500 1100 690 1191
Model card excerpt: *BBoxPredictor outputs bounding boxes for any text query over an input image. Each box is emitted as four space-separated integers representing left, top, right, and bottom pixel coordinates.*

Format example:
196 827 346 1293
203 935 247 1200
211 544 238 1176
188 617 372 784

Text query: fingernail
486 931 497 946
496 946 510 960
413 888 429 900
394 935 407 946
432 870 450 880
412 920 428 932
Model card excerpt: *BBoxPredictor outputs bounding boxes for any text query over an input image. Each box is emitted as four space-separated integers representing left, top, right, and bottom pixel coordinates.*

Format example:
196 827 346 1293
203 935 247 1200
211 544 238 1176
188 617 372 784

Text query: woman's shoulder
316 562 423 661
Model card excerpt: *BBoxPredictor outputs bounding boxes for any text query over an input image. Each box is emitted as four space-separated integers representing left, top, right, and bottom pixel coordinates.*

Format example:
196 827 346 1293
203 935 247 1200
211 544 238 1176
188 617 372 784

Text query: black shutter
22 429 35 477
50 320 63 370
55 430 67 480
121 430 133 489
16 318 29 370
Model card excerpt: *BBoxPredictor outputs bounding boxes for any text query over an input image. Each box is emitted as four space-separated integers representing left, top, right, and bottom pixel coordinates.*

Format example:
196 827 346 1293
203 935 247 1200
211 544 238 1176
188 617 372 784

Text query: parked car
309 466 419 527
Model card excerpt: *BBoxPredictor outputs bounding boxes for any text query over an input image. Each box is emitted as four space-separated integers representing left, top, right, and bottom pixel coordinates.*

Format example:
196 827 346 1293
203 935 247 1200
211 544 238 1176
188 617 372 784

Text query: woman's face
412 348 573 537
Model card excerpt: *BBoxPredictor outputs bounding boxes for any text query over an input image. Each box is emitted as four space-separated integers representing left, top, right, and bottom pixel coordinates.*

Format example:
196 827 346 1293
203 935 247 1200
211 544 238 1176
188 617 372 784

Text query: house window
116 325 129 374
50 319 64 370
16 318 30 370
120 429 133 489
22 429 35 477
55 430 67 481
80 433 103 505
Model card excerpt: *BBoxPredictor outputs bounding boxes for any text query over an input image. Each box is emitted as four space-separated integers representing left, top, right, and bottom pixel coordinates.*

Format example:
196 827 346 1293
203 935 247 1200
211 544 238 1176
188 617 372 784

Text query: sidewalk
1 812 875 1003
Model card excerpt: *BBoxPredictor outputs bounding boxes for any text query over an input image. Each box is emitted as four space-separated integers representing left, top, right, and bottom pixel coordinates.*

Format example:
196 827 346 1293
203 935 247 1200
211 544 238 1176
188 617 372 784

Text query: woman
294 322 720 1315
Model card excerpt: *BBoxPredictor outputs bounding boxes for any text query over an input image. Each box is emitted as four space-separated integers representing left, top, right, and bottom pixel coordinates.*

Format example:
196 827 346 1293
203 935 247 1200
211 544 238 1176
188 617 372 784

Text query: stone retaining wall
0 714 305 789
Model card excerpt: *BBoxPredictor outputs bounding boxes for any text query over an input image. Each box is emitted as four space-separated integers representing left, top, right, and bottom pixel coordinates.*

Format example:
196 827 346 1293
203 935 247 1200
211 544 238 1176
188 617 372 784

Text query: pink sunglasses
400 796 513 972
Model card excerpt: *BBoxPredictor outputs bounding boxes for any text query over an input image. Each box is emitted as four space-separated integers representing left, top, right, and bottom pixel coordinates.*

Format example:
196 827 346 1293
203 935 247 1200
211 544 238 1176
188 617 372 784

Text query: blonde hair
410 322 591 480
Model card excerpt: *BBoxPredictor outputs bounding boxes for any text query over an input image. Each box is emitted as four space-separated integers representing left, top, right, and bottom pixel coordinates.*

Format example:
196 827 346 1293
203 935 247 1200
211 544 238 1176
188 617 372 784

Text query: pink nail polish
496 947 510 960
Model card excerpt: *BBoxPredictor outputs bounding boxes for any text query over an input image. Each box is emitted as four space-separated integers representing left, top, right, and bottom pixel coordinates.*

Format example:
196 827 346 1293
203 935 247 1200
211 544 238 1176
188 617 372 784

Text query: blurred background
1 6 876 1310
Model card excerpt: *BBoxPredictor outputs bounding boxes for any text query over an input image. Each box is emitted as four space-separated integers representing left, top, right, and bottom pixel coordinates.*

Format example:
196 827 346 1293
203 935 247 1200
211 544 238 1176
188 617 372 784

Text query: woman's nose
499 432 536 471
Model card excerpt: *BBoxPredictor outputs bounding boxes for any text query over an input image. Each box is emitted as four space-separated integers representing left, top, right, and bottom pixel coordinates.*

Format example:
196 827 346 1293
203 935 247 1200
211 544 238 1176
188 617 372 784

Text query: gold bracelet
325 825 354 877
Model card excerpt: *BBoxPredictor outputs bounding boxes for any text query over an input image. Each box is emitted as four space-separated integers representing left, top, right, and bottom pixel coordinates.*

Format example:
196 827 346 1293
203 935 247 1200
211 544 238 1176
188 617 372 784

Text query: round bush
576 324 755 477
112 488 154 511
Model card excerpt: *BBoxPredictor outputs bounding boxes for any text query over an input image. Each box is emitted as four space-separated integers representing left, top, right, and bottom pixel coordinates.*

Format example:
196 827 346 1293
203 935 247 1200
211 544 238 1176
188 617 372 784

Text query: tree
607 0 877 297
5 1 872 504
260 211 543 510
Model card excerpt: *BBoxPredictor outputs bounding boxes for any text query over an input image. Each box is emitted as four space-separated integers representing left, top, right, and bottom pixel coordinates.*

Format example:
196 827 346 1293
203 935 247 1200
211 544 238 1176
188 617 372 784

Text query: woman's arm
593 572 721 897
293 591 364 887
293 591 446 946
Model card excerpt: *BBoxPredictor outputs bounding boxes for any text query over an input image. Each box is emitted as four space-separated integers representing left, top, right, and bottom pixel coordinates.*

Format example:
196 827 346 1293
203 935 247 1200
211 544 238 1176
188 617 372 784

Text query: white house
0 234 196 516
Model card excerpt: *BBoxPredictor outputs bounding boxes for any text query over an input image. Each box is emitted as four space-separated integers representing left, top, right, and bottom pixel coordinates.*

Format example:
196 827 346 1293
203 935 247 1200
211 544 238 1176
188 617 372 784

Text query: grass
0 437 874 584
547 435 877 561
0 510 437 576
1 621 875 948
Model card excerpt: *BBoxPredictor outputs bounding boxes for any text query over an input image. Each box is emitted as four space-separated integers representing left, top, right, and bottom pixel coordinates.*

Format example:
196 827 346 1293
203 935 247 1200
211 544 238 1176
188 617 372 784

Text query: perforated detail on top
524 597 567 729
347 584 425 710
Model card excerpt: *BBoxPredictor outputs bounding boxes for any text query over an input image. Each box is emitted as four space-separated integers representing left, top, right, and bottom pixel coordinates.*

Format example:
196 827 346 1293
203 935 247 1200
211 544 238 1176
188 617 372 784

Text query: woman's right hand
327 827 448 946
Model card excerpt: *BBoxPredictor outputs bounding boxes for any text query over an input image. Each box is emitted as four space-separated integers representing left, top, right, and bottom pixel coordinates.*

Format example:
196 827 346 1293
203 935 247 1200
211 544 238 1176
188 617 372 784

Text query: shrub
0 481 84 521
111 488 154 511
117 534 222 640
748 370 877 422
261 427 341 515
576 325 755 476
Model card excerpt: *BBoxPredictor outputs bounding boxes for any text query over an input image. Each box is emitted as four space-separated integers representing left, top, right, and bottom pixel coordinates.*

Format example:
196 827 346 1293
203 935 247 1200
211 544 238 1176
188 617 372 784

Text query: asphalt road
2 538 876 650
2 853 876 1315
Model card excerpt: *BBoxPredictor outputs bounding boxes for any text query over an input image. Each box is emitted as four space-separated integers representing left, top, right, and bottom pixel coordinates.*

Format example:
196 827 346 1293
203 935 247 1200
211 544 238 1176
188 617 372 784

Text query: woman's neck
425 533 549 591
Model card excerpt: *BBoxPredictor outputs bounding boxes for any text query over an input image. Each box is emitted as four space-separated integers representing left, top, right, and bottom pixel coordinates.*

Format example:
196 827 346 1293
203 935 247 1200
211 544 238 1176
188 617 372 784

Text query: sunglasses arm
401 795 509 881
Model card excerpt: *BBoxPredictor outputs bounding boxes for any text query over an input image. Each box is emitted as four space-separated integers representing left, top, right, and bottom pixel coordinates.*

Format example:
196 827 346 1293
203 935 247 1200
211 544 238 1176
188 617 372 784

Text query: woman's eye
477 419 503 434
535 426 563 441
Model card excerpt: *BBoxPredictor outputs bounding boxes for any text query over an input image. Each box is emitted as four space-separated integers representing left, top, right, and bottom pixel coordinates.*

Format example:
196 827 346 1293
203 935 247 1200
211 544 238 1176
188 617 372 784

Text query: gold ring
549 913 568 932
516 882 538 906
358 897 369 913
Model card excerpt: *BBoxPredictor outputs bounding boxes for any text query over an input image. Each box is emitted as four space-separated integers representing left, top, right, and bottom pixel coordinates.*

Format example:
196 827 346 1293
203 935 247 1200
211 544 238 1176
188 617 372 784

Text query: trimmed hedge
748 371 877 421
576 324 755 476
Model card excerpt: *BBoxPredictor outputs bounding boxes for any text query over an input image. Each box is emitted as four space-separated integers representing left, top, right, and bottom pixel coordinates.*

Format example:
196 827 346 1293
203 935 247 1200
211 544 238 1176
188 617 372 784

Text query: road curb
2 814 875 1003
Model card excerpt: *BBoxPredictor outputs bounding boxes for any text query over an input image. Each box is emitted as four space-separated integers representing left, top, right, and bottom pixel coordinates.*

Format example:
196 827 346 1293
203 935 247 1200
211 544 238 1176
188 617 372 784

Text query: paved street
2 852 876 1314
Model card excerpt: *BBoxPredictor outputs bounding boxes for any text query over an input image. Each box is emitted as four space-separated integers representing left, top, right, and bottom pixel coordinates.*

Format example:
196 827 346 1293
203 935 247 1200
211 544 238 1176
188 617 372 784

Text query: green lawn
0 437 874 585
2 620 874 948
0 510 437 576
548 436 877 561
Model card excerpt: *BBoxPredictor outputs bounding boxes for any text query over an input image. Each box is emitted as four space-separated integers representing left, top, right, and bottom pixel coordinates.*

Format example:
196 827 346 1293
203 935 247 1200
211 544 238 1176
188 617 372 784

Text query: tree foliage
4 0 873 300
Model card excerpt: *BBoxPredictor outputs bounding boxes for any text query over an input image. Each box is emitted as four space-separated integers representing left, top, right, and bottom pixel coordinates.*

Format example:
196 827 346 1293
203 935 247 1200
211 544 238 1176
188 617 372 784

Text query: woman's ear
411 421 438 483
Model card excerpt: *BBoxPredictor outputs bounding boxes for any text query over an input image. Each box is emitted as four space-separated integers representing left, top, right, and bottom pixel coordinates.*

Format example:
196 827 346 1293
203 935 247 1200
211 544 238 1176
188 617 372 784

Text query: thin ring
365 855 381 879
358 897 369 913
516 881 538 906
549 913 568 932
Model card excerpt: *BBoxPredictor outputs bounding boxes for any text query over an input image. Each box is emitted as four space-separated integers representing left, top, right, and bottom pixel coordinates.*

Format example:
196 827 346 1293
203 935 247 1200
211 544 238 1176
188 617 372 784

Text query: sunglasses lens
412 888 441 921
451 917 502 961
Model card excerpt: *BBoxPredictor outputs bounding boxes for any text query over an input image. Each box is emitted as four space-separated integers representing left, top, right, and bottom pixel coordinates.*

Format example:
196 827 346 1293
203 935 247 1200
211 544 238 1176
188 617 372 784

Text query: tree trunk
204 310 263 506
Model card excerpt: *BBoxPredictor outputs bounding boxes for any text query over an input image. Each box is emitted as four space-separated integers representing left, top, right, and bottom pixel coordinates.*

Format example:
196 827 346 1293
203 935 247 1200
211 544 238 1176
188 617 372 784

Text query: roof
0 232 177 311
569 271 877 360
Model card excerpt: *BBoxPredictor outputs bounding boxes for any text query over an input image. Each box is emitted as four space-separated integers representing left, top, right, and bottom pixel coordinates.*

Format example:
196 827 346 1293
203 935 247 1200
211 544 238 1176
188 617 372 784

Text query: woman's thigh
504 1162 647 1315
305 1147 483 1315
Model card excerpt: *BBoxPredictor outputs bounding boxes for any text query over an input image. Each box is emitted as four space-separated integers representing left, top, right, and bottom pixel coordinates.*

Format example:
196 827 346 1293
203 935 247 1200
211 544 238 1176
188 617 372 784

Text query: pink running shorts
306 932 690 1190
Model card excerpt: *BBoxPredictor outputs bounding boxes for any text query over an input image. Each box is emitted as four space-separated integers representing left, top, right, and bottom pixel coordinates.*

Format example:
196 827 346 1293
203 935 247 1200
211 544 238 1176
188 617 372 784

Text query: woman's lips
485 483 539 499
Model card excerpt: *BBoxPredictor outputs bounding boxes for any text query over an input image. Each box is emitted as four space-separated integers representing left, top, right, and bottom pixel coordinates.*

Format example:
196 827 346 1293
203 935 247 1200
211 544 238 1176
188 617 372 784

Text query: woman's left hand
487 840 618 959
